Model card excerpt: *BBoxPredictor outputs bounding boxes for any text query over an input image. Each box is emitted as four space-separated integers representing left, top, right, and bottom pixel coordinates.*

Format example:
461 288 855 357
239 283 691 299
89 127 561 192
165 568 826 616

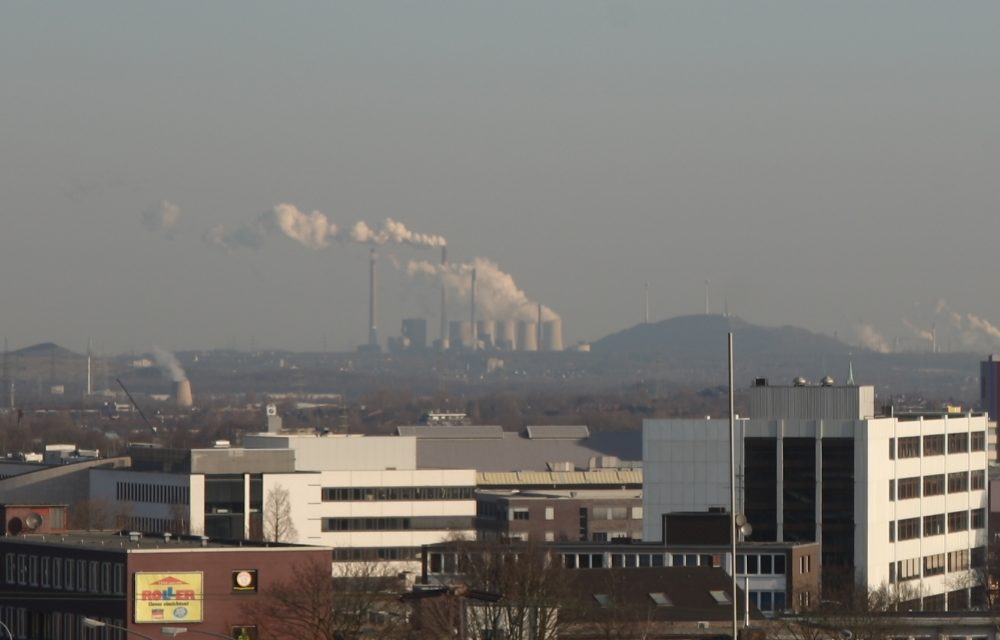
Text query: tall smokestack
470 268 478 350
644 283 649 324
86 338 92 396
439 246 449 350
931 323 937 354
368 248 378 348
537 303 542 349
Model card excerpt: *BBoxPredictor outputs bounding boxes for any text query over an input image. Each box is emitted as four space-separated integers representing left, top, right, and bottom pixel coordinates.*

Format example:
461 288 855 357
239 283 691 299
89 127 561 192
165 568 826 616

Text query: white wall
244 433 418 471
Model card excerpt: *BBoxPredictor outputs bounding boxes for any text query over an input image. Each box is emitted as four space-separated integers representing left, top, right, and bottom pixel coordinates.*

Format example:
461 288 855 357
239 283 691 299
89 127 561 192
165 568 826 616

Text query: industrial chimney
439 246 449 351
470 267 478 350
368 248 379 349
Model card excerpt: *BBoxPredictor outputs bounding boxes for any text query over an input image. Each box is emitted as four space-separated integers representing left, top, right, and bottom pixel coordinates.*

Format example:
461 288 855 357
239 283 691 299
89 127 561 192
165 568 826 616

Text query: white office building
643 380 988 610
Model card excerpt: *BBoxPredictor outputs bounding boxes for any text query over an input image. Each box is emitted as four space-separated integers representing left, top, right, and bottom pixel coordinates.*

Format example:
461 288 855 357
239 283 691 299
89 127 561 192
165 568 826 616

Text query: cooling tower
449 320 473 350
476 320 496 348
516 321 538 351
495 320 516 351
541 319 563 351
439 246 449 351
174 379 193 408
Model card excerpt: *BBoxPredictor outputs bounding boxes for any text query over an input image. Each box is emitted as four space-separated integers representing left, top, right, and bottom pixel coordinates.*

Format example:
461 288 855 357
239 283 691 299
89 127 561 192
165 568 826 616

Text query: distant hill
592 314 852 358
12 342 81 359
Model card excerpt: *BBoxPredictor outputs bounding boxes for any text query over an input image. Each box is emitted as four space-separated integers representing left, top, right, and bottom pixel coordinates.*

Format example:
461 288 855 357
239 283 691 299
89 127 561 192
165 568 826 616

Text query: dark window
948 433 968 453
923 435 945 456
972 508 986 529
512 509 529 521
923 474 945 496
898 437 920 458
948 471 968 493
888 479 895 501
773 555 786 575
948 510 968 532
972 546 987 568
746 555 759 574
897 517 920 540
972 431 986 451
889 521 895 542
897 477 920 499
924 553 945 576
889 438 895 460
971 470 986 490
923 514 945 537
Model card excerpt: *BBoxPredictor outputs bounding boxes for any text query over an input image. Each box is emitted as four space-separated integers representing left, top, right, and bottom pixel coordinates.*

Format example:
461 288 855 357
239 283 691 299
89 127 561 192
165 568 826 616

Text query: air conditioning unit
24 512 43 531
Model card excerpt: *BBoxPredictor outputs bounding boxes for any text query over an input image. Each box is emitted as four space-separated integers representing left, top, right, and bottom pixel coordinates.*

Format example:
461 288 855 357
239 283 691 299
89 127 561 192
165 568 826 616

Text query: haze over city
2 2 999 354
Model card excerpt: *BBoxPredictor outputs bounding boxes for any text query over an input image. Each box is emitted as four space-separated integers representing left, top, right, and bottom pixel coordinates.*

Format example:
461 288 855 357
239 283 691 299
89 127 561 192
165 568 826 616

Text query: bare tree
774 582 917 640
262 484 298 542
69 498 114 530
243 558 403 640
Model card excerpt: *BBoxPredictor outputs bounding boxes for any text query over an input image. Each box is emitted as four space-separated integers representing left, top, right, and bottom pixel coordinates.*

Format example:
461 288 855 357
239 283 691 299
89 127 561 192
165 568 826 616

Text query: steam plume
408 257 558 322
934 299 1000 347
856 323 890 353
350 219 447 248
902 319 934 343
967 313 1000 344
152 346 187 383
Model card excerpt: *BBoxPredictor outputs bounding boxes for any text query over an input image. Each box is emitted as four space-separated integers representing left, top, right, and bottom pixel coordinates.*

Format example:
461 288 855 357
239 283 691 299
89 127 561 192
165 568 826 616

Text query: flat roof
1 531 328 553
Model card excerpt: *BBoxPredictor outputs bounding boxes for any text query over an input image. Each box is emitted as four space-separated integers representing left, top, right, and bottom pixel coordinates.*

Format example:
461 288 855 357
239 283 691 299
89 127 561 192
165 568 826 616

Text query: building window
923 514 945 537
948 471 968 493
948 432 969 453
897 557 920 581
52 556 61 589
544 507 554 521
972 431 986 451
512 509 529 521
897 517 921 541
972 508 986 529
889 522 895 542
923 435 945 456
888 479 895 501
971 470 986 490
948 549 970 572
924 553 946 576
774 555 786 575
898 437 920 458
923 475 945 496
897 477 920 499
889 438 896 459
948 510 968 532
972 547 987 568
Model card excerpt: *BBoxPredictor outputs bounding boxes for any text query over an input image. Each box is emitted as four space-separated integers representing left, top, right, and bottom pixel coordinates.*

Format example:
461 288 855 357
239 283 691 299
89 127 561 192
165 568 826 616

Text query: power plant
174 379 193 408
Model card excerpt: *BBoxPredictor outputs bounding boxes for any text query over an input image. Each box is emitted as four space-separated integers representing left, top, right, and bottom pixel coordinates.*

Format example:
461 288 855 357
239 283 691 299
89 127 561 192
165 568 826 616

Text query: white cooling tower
495 320 516 351
476 320 496 348
174 379 193 408
541 319 563 351
449 321 473 350
516 321 538 351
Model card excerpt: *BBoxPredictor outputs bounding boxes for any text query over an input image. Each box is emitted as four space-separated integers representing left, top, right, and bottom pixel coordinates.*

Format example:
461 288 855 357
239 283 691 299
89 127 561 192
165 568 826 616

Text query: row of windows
2 553 125 596
333 547 421 562
321 516 475 532
891 509 984 541
749 590 787 613
890 471 985 500
736 553 787 575
116 481 189 505
891 432 985 459
321 486 475 502
890 547 985 582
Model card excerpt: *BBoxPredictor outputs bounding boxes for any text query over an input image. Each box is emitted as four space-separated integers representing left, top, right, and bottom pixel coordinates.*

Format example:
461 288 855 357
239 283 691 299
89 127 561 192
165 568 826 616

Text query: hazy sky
2 2 999 354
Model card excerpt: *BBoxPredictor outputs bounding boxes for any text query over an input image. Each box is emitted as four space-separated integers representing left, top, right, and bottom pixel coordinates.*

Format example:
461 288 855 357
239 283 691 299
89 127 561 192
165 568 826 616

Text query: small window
593 594 610 607
773 555 786 575
649 592 672 607
709 590 732 605
544 507 554 521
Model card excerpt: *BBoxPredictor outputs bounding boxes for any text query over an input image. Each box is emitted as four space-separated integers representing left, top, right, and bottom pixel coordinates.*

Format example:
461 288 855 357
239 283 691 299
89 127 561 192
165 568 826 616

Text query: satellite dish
24 513 43 530
739 523 753 538
734 513 747 527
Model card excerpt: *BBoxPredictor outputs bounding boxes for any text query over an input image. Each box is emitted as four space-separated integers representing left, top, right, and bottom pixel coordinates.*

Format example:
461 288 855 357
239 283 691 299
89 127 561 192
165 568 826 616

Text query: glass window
948 471 968 493
948 432 968 453
923 435 945 456
898 437 920 458
773 555 786 575
746 555 758 574
923 474 945 496
760 555 772 575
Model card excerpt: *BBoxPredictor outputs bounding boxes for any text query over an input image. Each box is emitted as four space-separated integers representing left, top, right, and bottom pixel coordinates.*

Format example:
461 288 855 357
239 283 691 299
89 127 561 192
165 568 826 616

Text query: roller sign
134 572 204 623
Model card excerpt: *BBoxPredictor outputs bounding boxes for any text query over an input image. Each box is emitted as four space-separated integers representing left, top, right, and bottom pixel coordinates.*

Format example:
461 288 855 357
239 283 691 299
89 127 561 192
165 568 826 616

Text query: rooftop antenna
846 358 856 386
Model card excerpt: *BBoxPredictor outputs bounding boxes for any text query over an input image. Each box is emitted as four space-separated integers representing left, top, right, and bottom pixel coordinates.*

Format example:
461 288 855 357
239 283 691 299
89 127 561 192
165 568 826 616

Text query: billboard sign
134 572 204 623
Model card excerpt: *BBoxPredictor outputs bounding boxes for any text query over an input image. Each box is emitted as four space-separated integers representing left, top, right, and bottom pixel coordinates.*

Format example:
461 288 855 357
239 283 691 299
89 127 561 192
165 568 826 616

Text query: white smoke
407 257 559 322
207 205 446 253
856 323 890 353
902 319 934 343
152 346 187 383
142 201 181 236
349 218 447 249
934 299 1000 347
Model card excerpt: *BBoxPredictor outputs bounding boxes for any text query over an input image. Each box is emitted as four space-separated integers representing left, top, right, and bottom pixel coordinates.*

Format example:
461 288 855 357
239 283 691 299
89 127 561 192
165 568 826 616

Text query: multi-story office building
476 489 643 543
643 380 989 610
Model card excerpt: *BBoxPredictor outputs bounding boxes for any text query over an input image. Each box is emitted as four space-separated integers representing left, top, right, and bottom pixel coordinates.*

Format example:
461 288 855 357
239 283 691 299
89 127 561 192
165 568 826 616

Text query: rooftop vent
793 377 808 387
753 377 768 387
821 375 835 386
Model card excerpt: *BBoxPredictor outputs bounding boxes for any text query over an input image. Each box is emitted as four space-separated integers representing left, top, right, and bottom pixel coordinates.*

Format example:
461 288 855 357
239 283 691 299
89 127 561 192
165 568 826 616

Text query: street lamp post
82 618 156 640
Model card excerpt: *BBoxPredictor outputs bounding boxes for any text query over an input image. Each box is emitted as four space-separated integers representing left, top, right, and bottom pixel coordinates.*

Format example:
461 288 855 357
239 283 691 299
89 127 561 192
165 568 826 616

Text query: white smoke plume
856 323 890 353
151 346 187 383
206 204 446 252
349 218 447 248
408 257 558 322
142 201 181 236
966 313 1000 344
934 299 1000 347
902 319 934 343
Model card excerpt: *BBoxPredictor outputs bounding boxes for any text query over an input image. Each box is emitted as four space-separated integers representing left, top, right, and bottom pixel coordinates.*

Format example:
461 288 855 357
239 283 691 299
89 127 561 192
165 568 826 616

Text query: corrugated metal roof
526 425 590 439
396 425 504 439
